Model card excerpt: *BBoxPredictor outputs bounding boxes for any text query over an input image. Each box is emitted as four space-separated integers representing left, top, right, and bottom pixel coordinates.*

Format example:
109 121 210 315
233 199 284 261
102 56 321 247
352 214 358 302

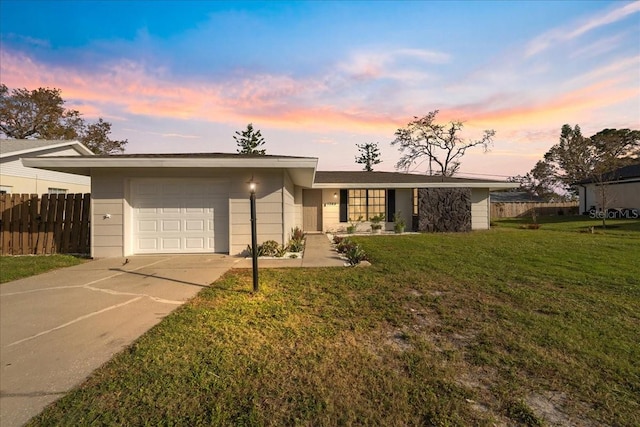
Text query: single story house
575 163 640 214
23 153 517 258
0 139 93 194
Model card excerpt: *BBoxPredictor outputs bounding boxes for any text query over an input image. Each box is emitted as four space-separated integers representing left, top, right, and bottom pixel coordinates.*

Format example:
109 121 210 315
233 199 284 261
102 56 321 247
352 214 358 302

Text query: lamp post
249 180 259 292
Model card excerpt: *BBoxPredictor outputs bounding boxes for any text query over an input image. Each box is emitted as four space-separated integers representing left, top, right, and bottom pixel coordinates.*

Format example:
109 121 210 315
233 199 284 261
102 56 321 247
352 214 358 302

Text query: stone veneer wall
418 188 472 232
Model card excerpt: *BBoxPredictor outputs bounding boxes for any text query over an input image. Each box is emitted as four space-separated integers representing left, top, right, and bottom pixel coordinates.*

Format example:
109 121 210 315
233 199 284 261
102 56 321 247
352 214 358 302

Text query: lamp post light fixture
249 178 259 292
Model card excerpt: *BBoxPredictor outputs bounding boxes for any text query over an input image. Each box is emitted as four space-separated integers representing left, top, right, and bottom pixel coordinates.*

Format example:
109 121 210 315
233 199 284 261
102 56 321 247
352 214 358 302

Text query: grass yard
0 254 86 284
29 217 639 426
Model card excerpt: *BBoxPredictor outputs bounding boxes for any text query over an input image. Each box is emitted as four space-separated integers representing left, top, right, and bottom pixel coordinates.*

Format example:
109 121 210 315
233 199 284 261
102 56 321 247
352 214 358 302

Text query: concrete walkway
233 233 345 268
1 234 343 427
0 254 239 427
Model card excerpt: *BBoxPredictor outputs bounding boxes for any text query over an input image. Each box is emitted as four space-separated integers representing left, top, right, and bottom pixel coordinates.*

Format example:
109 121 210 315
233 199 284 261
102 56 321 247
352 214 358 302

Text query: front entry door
303 190 323 232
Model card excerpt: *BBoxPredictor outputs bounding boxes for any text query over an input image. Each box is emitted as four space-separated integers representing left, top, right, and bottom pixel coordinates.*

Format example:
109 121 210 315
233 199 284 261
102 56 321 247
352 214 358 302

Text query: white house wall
229 169 285 254
282 171 298 242
91 171 126 258
294 186 303 231
1 147 90 194
471 188 490 230
583 181 640 212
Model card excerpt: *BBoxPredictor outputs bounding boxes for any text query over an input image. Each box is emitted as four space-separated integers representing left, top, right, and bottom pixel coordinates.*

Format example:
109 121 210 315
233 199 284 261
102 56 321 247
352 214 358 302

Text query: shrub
244 245 262 256
346 245 367 266
333 235 344 245
393 212 406 233
290 227 305 242
259 240 285 257
287 239 304 253
370 213 385 231
336 238 357 254
347 216 363 233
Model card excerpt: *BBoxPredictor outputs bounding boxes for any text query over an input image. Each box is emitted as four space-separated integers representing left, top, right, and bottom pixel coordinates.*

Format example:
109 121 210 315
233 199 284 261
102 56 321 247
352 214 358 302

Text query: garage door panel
132 179 229 254
138 238 158 250
138 220 157 232
185 220 204 231
161 220 181 232
185 238 205 249
161 238 181 250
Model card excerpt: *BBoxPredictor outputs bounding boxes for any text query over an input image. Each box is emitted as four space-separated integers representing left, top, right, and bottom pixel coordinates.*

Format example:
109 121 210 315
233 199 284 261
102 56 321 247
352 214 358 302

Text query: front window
48 188 68 195
348 189 386 220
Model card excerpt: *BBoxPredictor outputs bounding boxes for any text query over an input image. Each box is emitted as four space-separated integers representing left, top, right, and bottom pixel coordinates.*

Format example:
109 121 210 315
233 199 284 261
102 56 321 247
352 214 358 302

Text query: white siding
471 188 490 230
283 171 297 242
294 186 303 230
321 189 341 232
228 170 285 255
583 181 640 212
91 172 125 258
0 147 91 188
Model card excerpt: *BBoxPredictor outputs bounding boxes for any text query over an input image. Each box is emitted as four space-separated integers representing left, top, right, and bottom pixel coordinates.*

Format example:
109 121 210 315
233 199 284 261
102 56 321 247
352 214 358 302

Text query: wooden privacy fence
0 193 90 255
491 202 578 219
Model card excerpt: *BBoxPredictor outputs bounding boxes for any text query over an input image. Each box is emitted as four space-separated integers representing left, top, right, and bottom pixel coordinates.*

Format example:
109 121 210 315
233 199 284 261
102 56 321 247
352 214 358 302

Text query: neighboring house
0 139 93 194
575 163 640 214
23 153 517 258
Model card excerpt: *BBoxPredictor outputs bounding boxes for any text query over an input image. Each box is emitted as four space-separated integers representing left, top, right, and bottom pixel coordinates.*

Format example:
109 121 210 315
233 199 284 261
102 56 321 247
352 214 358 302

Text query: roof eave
21 156 319 186
313 182 519 190
1 140 94 158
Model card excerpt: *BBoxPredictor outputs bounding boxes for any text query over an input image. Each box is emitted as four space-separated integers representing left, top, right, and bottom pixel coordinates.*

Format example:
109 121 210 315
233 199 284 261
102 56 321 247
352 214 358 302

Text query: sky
1 1 639 178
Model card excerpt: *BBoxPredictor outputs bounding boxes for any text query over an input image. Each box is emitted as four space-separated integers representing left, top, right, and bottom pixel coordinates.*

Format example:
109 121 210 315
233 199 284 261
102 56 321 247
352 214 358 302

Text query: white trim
313 182 519 190
22 156 318 187
1 140 94 158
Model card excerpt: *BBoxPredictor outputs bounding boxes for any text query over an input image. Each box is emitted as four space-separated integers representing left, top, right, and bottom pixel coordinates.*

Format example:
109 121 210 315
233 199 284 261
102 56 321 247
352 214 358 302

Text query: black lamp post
249 180 259 292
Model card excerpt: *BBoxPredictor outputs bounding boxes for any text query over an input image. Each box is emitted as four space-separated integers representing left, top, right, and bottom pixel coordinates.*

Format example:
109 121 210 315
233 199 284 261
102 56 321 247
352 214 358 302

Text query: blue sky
1 1 638 176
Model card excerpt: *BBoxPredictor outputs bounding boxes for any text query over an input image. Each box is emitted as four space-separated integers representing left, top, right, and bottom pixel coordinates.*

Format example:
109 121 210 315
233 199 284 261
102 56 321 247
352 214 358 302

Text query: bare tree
391 110 495 176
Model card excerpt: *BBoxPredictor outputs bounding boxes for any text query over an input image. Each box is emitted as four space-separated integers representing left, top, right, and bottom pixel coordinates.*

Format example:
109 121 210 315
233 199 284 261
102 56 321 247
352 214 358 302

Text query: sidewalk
233 234 345 268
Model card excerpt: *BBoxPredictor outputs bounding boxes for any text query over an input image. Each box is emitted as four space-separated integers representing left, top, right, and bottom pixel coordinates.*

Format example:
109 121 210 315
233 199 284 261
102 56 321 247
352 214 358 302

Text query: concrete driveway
0 254 239 427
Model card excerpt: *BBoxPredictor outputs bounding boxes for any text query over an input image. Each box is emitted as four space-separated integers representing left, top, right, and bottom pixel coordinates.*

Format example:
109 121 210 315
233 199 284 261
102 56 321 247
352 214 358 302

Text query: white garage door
131 179 229 254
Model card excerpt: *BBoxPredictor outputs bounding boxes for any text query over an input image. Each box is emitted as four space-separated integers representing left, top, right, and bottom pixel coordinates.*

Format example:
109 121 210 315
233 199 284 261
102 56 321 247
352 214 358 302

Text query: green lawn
0 254 86 284
29 217 640 426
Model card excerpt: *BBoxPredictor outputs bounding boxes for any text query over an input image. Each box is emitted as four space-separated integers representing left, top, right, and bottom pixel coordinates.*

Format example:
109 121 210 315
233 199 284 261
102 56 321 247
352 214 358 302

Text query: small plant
346 244 367 266
244 245 262 256
347 216 363 234
290 226 305 242
370 213 385 232
336 237 357 254
258 240 286 257
333 235 345 245
287 239 304 253
393 212 406 233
